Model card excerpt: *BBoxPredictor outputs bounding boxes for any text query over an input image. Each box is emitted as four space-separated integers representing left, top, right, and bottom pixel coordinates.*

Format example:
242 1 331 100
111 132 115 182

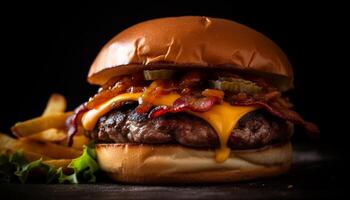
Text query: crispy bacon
256 91 281 101
275 96 293 108
229 98 319 137
86 77 132 109
101 76 122 90
149 95 221 118
202 89 225 99
86 74 144 110
179 71 205 89
136 80 176 114
66 104 88 146
127 86 145 93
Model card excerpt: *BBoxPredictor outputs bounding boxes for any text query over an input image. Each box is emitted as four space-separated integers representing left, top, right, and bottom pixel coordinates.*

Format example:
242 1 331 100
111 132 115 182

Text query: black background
0 2 346 147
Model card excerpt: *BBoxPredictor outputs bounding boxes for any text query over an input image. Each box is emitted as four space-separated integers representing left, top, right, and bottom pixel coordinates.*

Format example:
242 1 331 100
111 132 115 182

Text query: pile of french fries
0 94 90 169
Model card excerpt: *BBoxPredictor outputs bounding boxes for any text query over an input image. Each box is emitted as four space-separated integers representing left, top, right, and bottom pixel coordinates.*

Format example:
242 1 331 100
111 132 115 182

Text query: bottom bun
96 142 292 184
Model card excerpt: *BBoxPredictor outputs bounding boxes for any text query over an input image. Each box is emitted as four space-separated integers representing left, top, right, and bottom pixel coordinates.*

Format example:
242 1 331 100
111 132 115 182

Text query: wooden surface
1 143 347 199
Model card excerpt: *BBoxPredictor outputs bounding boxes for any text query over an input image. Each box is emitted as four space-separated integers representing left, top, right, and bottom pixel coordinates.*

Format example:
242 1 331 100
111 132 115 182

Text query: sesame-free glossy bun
88 16 293 91
96 142 292 184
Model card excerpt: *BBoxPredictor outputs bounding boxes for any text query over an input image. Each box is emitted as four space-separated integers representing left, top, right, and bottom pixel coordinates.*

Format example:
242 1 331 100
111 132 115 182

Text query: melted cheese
189 103 257 162
82 93 142 131
82 93 258 162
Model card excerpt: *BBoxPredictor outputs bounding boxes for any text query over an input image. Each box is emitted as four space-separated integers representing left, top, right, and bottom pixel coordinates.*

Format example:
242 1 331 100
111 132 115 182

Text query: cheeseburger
67 16 319 183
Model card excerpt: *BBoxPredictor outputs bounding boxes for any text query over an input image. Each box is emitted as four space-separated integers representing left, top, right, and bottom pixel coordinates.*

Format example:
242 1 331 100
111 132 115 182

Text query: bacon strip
179 71 205 89
86 74 145 110
136 80 176 114
230 99 319 137
66 104 88 146
149 95 221 118
202 89 225 99
150 93 319 138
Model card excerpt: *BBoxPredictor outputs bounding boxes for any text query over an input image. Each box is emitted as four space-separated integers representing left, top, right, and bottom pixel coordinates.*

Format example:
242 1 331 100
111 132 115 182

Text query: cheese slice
82 93 142 131
82 92 258 162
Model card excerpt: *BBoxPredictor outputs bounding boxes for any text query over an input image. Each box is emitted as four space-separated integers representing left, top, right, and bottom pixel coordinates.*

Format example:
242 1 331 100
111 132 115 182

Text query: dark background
0 2 346 147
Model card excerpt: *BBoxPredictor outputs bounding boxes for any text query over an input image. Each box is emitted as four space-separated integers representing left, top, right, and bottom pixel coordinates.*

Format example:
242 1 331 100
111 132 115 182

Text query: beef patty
87 105 292 149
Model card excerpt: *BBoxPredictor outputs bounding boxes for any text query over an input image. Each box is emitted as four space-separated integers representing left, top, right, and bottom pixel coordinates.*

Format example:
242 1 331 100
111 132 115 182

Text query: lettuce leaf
14 158 43 183
0 154 15 183
58 168 79 183
0 145 99 184
58 145 99 183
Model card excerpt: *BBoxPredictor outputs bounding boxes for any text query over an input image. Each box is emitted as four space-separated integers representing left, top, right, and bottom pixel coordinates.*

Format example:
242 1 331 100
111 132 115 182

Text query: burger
67 16 319 183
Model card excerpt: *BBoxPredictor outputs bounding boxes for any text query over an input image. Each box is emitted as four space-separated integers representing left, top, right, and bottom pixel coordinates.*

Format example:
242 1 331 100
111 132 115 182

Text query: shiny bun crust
88 16 293 91
96 142 292 184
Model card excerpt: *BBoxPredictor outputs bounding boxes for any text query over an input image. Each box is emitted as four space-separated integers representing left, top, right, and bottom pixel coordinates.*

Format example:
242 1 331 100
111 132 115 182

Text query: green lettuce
0 154 15 183
58 145 99 183
0 145 99 184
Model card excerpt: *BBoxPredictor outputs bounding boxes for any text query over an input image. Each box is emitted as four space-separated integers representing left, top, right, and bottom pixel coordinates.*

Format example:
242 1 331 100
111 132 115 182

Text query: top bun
88 16 293 91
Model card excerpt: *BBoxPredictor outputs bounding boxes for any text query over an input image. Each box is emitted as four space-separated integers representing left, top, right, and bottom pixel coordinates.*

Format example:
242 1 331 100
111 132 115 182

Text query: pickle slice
143 70 175 80
209 78 262 94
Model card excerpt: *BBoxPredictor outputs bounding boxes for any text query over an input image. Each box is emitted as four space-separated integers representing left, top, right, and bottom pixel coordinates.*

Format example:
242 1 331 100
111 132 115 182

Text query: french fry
0 132 15 147
13 141 82 159
42 93 67 116
43 159 72 169
0 133 81 159
11 112 72 138
44 159 74 174
0 133 52 161
20 128 67 142
72 135 90 150
4 93 87 169
58 134 90 150
1 148 52 161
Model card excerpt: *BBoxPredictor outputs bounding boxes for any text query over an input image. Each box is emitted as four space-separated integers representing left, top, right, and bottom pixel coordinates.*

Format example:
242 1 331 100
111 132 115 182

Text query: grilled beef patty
87 105 292 149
